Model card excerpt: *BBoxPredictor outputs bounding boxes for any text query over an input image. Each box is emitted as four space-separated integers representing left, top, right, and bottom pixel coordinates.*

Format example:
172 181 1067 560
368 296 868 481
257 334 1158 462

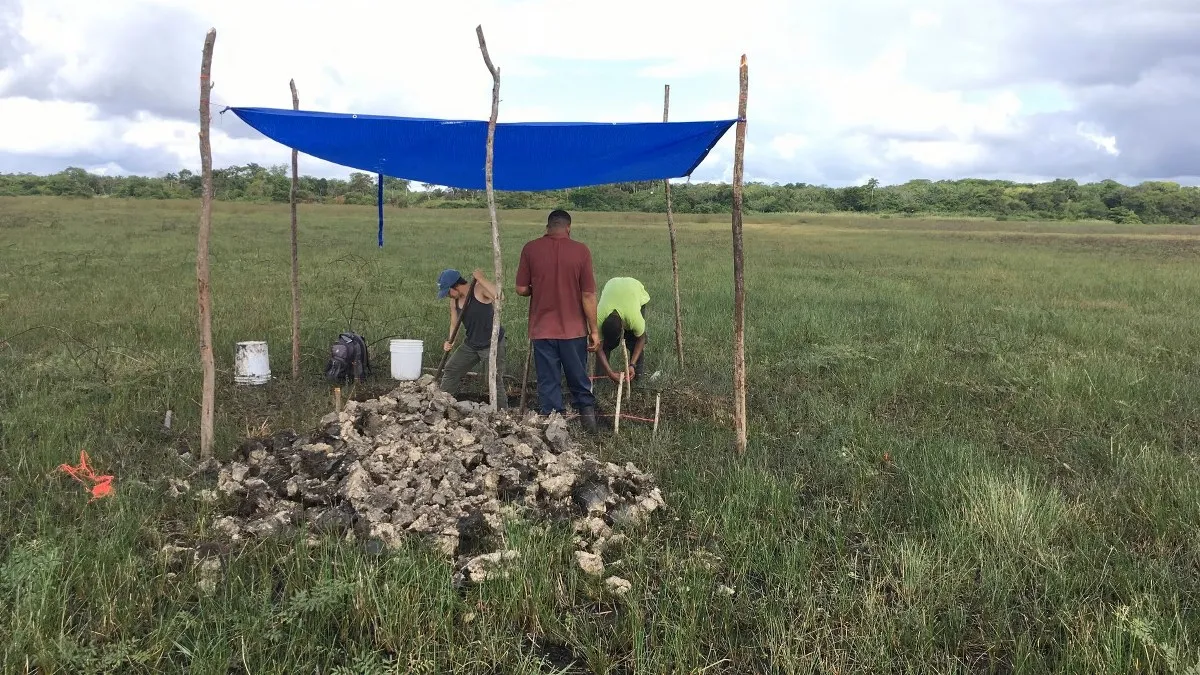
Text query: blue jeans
532 337 596 414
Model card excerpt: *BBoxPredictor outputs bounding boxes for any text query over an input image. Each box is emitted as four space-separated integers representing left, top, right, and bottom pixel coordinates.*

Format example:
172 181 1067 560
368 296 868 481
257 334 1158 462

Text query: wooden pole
731 55 749 455
288 79 302 380
519 340 532 414
614 373 625 436
196 28 217 461
476 25 503 413
333 387 342 413
621 339 631 404
663 84 685 369
652 393 661 439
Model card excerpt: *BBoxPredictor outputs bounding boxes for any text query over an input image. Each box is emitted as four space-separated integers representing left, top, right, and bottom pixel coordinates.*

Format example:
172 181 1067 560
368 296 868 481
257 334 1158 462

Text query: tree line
2 164 1199 225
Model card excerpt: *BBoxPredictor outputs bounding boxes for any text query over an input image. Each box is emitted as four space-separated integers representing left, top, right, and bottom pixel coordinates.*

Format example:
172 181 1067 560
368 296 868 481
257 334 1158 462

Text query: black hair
453 277 468 288
600 310 623 343
547 209 572 229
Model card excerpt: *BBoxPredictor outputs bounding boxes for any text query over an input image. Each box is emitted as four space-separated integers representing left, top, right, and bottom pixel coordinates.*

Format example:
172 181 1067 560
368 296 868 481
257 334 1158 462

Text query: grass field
2 196 1200 673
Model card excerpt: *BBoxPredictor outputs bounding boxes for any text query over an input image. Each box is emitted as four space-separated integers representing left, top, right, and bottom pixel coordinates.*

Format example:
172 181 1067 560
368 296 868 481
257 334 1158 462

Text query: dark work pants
439 336 507 408
532 337 595 415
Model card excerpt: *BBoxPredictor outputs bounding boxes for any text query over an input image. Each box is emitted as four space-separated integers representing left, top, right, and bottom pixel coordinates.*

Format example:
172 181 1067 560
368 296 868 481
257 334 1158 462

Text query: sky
0 0 1197 188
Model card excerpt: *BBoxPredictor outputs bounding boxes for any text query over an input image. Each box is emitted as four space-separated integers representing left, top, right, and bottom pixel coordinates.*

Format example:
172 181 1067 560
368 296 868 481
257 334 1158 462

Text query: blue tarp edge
227 106 737 192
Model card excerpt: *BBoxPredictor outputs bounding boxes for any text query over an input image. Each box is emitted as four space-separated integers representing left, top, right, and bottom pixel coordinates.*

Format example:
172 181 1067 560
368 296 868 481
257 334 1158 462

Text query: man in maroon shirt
515 209 600 432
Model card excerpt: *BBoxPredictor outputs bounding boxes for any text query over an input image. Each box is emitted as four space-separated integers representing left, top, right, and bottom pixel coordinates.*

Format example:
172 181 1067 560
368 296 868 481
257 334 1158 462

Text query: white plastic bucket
234 341 271 385
390 339 424 380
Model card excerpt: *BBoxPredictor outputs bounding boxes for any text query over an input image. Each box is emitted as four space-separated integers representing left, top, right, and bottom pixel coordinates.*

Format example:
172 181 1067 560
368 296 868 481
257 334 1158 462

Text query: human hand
472 268 484 281
443 341 453 353
587 331 600 352
625 366 636 382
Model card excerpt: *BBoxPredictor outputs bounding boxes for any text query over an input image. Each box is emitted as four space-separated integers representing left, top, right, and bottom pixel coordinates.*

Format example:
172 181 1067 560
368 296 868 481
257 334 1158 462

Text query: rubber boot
579 406 599 434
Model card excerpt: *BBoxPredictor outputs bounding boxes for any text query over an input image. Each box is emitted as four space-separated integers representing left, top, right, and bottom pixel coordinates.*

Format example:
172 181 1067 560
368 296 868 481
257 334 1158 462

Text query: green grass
2 196 1200 673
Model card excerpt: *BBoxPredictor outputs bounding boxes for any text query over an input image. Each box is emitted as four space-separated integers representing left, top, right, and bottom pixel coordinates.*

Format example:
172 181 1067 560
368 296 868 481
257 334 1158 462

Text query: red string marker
58 450 114 502
565 412 658 423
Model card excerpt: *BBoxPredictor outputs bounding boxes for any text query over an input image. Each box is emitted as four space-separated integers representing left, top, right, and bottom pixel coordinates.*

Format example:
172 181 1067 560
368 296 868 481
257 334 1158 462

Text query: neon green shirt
597 277 650 337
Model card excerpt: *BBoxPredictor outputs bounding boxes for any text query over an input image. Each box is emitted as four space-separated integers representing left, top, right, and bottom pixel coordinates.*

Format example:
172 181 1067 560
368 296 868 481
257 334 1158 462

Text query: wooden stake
663 84 685 369
519 340 532 414
477 25 503 413
333 387 342 413
652 393 661 439
614 373 625 436
196 28 217 461
621 339 631 403
288 78 302 380
731 55 749 455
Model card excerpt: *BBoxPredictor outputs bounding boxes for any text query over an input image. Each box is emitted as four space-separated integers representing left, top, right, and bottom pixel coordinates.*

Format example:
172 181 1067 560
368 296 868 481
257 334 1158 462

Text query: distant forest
3 165 1199 224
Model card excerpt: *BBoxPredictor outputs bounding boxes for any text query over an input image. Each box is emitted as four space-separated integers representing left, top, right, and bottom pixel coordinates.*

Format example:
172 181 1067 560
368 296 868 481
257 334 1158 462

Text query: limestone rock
159 544 193 563
575 551 605 577
200 379 666 573
195 555 222 595
605 576 632 595
166 478 190 499
463 550 520 583
545 415 571 452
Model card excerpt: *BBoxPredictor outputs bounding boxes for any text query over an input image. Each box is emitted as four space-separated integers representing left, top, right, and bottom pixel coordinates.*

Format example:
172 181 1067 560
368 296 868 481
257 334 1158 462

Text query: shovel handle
434 324 459 380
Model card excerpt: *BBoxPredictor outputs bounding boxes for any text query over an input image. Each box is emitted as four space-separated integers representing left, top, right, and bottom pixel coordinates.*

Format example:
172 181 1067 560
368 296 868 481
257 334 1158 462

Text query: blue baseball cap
436 269 462 299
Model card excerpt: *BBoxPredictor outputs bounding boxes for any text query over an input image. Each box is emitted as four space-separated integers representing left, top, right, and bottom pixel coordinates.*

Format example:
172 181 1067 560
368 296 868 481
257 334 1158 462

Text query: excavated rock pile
204 375 665 582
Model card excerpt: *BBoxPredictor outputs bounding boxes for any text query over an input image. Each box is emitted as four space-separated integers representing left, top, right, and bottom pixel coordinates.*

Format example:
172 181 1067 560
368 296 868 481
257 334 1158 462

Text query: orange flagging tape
58 450 114 502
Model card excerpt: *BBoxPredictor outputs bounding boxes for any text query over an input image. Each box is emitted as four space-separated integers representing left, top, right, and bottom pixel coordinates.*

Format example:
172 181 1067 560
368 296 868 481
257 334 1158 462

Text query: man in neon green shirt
594 277 650 383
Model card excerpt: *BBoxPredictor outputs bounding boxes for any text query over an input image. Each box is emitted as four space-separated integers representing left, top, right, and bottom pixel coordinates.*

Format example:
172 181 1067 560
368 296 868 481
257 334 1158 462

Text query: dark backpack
325 332 371 383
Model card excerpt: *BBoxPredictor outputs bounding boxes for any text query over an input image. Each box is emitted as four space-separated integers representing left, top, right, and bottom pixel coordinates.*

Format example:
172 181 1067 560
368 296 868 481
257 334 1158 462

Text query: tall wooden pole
288 79 302 380
197 29 217 461
476 25 503 412
731 55 749 455
663 84 685 369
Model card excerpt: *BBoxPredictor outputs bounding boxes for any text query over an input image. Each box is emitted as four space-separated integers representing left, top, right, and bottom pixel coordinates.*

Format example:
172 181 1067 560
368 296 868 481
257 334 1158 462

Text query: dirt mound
200 375 666 582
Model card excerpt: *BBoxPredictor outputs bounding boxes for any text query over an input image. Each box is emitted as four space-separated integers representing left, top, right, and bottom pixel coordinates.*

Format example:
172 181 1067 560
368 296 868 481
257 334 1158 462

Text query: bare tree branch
477 25 504 412
289 78 302 380
197 28 217 460
731 55 749 455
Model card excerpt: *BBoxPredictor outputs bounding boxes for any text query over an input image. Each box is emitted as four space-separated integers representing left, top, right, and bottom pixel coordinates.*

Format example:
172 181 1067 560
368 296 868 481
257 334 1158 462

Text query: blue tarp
228 107 737 191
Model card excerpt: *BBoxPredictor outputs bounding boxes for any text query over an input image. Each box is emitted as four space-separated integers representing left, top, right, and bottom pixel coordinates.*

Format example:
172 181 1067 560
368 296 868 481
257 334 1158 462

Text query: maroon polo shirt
515 231 596 340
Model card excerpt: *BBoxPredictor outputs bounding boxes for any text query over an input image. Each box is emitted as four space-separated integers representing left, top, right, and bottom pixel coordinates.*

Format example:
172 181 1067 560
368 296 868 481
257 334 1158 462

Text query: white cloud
910 10 943 28
0 0 1196 185
1076 123 1120 156
0 98 108 154
884 139 984 168
769 134 809 161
